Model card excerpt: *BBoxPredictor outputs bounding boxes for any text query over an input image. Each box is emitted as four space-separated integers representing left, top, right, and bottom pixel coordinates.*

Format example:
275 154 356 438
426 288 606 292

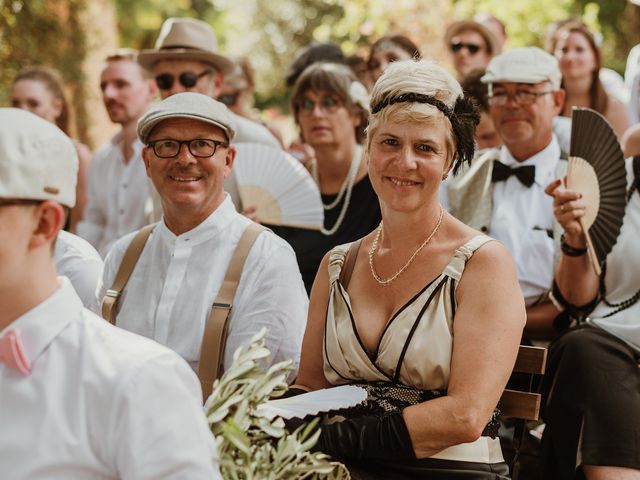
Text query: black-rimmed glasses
147 139 229 159
154 70 212 90
488 90 554 107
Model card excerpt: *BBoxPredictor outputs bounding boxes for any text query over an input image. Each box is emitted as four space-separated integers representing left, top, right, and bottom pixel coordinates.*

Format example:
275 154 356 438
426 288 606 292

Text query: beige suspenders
100 222 265 402
101 222 158 323
198 223 264 400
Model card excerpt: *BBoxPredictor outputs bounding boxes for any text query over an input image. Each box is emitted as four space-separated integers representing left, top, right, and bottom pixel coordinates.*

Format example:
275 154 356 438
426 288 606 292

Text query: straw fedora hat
138 18 233 74
444 19 502 56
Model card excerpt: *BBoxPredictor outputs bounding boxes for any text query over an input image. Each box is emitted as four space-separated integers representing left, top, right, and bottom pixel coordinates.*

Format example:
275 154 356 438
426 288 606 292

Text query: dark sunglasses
218 91 240 106
450 42 483 55
155 70 212 90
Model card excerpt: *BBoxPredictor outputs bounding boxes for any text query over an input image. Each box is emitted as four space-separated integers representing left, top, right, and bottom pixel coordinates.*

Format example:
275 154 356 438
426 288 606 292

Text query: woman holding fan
270 63 379 293
291 59 525 478
543 159 640 480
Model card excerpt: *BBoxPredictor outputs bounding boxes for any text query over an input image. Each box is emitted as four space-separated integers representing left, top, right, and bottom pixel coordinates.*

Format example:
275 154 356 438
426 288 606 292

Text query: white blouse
589 157 640 352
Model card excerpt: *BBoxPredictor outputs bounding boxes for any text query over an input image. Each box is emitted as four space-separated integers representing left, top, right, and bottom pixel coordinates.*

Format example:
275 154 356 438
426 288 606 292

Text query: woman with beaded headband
290 59 525 478
269 62 380 293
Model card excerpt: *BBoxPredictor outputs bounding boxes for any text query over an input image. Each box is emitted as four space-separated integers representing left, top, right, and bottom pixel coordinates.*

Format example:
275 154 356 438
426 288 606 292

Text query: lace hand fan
233 143 324 230
257 385 367 420
567 108 627 275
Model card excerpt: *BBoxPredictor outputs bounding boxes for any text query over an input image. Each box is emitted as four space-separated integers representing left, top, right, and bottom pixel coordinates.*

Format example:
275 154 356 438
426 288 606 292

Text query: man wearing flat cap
138 17 280 210
448 47 568 338
95 93 307 397
0 108 221 479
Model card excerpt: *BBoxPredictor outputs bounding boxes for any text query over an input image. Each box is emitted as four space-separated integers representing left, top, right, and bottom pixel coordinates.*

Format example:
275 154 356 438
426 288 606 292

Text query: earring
442 173 449 180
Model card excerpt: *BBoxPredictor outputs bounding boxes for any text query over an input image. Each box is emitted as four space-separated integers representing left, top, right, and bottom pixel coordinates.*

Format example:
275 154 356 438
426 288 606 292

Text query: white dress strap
443 235 494 282
327 243 351 285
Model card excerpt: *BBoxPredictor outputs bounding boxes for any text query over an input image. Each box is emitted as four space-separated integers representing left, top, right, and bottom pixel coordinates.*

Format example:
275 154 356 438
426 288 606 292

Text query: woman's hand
545 178 587 243
242 205 261 224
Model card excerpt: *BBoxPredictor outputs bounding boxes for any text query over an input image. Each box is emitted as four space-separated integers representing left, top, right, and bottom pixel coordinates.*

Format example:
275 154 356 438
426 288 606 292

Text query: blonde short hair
368 59 471 173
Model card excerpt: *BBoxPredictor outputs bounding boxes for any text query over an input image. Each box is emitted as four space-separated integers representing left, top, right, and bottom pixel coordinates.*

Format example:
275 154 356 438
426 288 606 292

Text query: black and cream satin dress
323 235 510 479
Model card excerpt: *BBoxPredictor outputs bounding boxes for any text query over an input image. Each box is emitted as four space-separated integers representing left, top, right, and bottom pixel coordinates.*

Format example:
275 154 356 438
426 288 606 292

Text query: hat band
158 45 209 53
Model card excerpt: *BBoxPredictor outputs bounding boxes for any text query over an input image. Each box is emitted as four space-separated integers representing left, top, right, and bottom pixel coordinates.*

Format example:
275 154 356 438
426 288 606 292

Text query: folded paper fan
233 143 324 230
567 108 627 275
257 385 367 420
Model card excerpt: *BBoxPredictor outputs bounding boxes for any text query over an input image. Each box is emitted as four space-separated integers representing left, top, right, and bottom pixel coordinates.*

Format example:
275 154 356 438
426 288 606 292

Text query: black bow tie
491 161 536 188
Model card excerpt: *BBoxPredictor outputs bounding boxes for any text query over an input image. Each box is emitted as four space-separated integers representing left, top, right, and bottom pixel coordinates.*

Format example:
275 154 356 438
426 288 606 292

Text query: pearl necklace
314 145 363 236
368 207 445 286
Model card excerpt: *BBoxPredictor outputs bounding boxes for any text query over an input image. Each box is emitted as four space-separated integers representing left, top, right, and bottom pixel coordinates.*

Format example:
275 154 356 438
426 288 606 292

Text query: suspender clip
212 302 232 310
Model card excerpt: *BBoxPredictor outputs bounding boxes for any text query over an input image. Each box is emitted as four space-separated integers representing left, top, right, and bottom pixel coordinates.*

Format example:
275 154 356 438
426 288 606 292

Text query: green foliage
0 0 89 128
206 329 350 479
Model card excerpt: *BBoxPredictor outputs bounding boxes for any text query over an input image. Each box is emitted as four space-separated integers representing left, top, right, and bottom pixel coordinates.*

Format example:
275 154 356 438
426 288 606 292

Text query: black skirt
540 324 640 479
345 458 510 479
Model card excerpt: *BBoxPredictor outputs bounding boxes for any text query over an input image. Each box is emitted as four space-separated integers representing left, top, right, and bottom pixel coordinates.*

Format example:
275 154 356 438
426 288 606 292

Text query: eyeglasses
0 198 43 207
450 42 483 55
147 139 229 159
298 95 342 115
154 70 212 90
488 90 554 107
218 91 240 107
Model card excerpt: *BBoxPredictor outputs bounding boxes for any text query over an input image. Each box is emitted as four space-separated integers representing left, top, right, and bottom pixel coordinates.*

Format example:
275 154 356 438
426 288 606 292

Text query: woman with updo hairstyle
11 66 91 232
367 34 421 87
550 21 629 138
270 62 380 293
289 59 525 478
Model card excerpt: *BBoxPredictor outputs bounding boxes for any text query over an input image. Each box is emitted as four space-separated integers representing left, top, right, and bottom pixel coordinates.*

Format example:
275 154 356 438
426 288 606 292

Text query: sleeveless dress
323 235 510 479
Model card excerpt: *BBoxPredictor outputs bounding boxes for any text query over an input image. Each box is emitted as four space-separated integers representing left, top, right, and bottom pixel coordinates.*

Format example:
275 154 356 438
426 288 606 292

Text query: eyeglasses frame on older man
487 85 555 107
147 139 229 159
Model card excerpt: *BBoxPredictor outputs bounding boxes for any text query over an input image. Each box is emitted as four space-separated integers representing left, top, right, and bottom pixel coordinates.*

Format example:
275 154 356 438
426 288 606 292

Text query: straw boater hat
138 18 233 74
444 19 502 56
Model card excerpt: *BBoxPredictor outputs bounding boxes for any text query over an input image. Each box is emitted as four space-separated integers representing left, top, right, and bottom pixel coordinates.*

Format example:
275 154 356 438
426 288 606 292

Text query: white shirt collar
2 277 83 367
158 194 240 247
501 135 560 186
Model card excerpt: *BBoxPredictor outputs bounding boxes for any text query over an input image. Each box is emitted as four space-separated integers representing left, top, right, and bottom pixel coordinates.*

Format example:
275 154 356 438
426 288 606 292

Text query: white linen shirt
96 195 308 379
77 132 151 257
589 158 640 352
0 278 221 480
54 230 103 307
489 137 561 305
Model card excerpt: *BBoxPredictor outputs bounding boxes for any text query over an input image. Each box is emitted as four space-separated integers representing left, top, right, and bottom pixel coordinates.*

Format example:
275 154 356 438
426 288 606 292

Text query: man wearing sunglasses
0 108 221 479
445 19 500 80
77 49 157 257
95 92 306 390
138 18 280 203
448 47 568 340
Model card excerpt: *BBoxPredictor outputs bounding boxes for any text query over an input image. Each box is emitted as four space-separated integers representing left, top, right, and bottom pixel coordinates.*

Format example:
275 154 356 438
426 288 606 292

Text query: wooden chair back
498 345 547 421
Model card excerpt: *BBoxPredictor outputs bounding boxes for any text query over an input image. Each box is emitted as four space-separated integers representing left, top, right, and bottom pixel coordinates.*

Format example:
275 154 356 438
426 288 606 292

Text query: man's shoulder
55 231 102 263
77 307 192 378
103 227 150 269
232 114 280 148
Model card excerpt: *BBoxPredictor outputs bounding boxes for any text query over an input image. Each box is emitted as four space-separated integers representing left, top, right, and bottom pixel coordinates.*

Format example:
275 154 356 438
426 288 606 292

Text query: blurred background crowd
0 0 638 151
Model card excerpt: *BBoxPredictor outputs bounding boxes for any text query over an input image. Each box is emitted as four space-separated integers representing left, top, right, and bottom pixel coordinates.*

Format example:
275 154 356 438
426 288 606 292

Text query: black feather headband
371 93 480 174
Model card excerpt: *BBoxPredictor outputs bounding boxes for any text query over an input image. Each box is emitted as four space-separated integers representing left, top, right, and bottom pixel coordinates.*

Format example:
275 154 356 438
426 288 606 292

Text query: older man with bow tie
448 47 568 338
0 108 221 479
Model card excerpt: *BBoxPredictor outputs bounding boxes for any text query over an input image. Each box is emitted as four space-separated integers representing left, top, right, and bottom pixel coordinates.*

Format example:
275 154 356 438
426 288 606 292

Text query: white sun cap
0 108 78 207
